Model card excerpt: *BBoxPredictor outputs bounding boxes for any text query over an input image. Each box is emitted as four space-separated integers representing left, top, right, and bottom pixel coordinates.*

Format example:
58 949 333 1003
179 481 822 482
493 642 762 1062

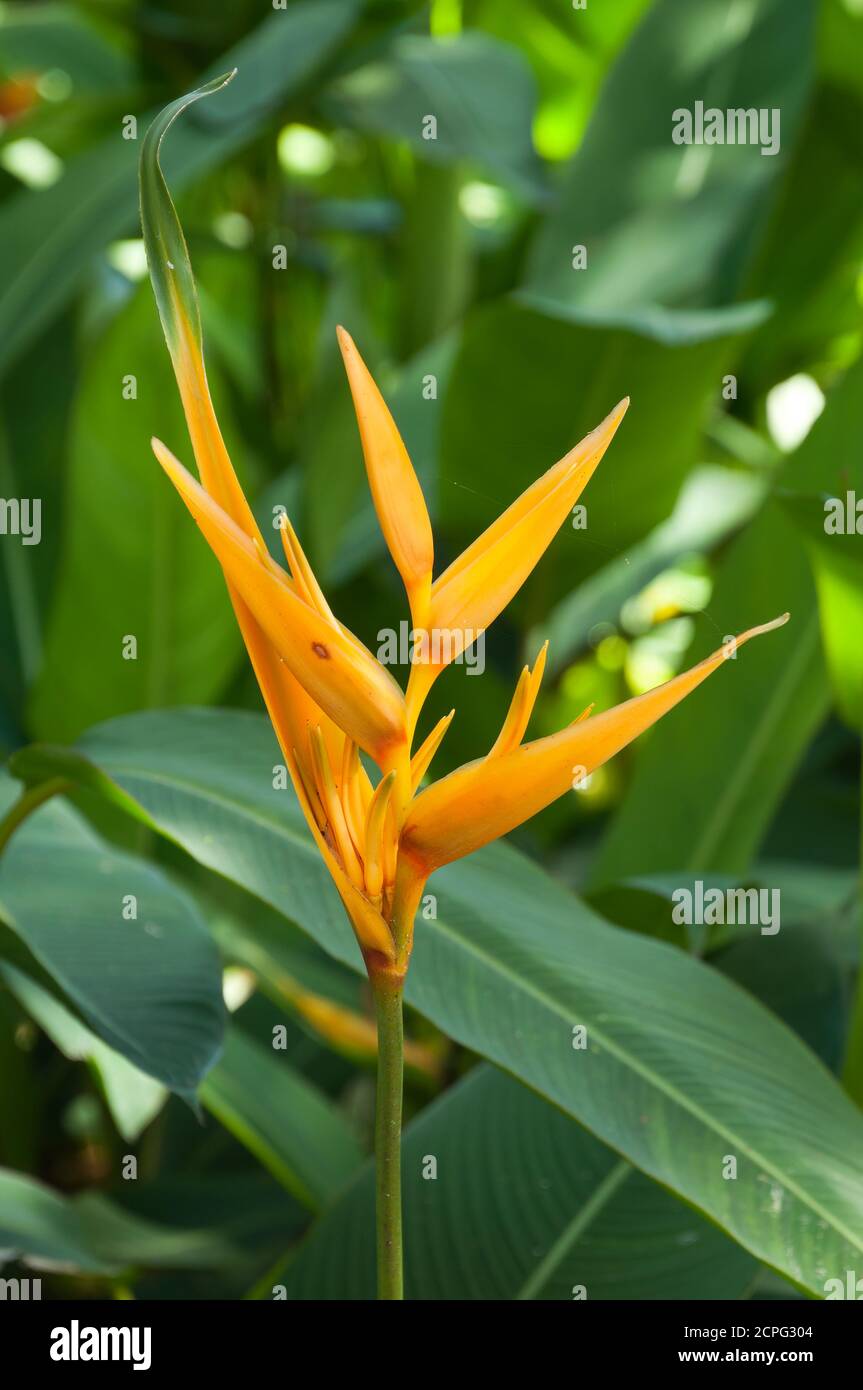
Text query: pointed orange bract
337 326 434 631
431 399 628 642
404 400 628 729
402 616 790 872
152 439 407 765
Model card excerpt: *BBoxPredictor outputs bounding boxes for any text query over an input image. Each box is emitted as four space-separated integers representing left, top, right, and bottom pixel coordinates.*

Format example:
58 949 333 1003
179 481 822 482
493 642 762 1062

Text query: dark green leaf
200 1024 362 1210
0 771 224 1094
17 707 863 1295
270 1065 756 1300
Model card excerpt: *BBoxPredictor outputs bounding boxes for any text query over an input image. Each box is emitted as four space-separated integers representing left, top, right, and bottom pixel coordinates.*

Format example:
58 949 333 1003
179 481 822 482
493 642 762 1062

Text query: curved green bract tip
139 70 237 361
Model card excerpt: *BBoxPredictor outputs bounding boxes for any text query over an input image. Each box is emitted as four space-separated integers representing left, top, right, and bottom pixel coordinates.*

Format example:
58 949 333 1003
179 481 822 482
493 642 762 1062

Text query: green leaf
439 299 748 592
1 963 167 1142
268 1064 756 1300
0 319 76 740
525 0 816 312
0 771 224 1095
27 287 242 742
591 501 829 883
532 464 766 678
739 86 863 392
516 290 772 348
0 4 135 92
199 1024 362 1210
323 32 545 199
139 70 235 372
0 1167 234 1276
113 1173 306 1298
717 925 848 1076
786 506 863 730
780 357 863 730
20 706 863 1296
594 351 863 884
0 0 360 379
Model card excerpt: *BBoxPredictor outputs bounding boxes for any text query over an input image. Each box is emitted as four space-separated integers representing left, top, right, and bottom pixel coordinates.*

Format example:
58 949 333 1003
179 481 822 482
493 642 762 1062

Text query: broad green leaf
0 990 38 1170
267 1064 756 1301
0 318 76 744
19 706 863 1295
200 1025 362 1211
1 962 167 1142
0 772 224 1095
717 925 848 1077
516 290 772 348
786 510 863 730
0 1167 234 1276
473 0 650 164
591 501 829 883
27 286 242 742
594 352 863 884
439 299 749 595
780 356 863 729
323 32 545 199
0 0 360 378
739 85 863 392
114 1173 306 1298
532 465 766 677
525 0 816 312
587 862 858 963
0 4 135 92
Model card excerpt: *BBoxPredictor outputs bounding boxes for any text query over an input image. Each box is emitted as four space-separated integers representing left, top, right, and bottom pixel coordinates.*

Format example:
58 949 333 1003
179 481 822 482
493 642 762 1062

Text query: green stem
841 738 863 1104
0 778 70 857
372 974 404 1299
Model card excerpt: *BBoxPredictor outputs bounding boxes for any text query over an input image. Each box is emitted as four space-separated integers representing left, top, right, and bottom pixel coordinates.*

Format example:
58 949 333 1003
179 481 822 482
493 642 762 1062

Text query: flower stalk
371 972 405 1300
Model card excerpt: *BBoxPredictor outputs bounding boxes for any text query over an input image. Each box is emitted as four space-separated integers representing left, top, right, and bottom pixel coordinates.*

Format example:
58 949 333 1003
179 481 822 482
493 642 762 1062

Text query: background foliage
0 0 862 1301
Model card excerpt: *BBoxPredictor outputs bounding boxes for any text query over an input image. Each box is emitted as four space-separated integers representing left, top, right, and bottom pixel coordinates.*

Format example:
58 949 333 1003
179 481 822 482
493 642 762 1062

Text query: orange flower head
141 74 790 982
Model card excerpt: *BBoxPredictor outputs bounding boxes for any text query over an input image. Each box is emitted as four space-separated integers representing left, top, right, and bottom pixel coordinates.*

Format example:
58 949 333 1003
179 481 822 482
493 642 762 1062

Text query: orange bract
151 315 789 976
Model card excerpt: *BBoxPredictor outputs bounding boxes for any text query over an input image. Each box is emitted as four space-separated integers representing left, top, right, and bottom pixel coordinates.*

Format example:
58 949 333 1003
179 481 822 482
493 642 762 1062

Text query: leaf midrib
515 1158 632 1300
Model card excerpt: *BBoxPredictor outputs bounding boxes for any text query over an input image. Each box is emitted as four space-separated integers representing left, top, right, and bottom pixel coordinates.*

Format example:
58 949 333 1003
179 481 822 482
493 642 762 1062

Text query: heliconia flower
140 72 790 984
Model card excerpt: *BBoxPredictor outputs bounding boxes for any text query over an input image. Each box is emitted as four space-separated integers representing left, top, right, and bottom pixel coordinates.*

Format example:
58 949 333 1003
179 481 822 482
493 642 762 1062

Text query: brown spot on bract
312 642 330 659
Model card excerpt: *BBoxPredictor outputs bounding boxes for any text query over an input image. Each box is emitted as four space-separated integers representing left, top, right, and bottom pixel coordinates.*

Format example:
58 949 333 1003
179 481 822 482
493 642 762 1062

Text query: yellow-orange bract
152 324 788 982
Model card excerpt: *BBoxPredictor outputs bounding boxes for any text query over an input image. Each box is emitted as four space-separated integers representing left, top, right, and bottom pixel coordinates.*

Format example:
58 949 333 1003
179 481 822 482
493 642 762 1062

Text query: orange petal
309 726 364 889
278 513 340 628
428 401 628 664
337 326 433 629
487 642 548 758
410 710 455 791
363 770 397 901
152 438 407 763
402 615 790 871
